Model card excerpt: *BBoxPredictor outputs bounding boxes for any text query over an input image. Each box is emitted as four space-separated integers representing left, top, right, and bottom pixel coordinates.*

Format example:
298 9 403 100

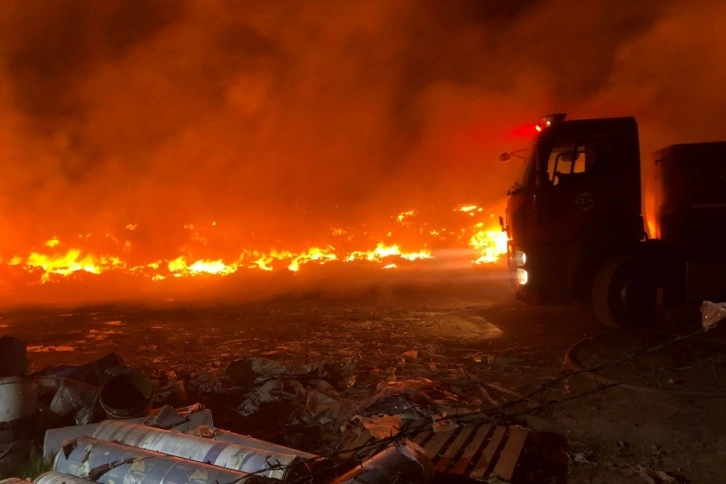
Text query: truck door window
546 141 609 185
547 147 586 185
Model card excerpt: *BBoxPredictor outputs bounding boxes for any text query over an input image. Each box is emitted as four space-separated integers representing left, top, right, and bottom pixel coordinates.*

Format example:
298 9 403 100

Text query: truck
501 114 726 327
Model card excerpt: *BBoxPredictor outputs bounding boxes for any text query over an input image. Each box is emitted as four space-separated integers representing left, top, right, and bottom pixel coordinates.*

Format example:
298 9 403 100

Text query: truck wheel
592 256 658 327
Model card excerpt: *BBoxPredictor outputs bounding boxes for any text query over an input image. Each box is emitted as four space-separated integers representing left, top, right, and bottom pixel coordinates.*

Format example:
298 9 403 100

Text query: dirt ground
2 267 725 483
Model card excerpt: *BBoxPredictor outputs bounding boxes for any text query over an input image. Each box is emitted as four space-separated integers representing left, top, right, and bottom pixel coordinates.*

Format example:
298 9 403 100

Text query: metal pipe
54 436 272 484
90 420 322 481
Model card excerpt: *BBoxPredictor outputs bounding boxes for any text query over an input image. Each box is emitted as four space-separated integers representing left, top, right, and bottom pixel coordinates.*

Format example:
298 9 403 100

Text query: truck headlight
514 251 527 267
517 268 528 285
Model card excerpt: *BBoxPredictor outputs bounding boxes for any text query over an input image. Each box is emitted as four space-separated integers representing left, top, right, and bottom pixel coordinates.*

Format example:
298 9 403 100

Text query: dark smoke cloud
0 0 724 258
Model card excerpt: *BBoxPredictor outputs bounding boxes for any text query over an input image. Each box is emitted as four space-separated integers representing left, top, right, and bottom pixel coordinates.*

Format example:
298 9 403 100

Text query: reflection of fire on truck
501 114 726 327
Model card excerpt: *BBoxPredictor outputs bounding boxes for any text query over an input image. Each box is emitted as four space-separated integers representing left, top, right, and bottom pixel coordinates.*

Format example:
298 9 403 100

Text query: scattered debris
35 353 125 386
0 333 569 482
356 414 402 439
701 301 726 331
567 444 597 466
356 378 443 422
340 422 536 482
333 440 434 483
47 377 98 425
637 465 689 484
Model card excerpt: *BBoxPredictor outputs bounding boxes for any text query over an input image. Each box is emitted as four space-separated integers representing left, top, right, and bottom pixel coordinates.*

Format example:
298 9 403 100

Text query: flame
286 247 338 272
345 242 432 263
396 210 416 222
458 205 483 216
1 203 509 286
168 257 238 276
10 249 126 283
469 223 508 264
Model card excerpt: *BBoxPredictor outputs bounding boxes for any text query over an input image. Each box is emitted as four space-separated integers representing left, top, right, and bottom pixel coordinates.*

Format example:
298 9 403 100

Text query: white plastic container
0 376 38 423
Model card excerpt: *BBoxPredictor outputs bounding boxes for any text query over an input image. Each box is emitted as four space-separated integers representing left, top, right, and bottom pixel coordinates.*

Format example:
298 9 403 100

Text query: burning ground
0 203 508 306
2 0 726 305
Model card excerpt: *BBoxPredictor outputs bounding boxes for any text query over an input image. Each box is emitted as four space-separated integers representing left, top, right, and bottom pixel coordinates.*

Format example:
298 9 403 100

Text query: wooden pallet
340 422 529 482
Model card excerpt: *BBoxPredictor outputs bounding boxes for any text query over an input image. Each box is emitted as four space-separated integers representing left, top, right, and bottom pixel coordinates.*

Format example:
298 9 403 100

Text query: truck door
541 140 611 237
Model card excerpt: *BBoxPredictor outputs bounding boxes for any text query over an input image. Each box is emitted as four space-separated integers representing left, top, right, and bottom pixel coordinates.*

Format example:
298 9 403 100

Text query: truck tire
592 256 658 327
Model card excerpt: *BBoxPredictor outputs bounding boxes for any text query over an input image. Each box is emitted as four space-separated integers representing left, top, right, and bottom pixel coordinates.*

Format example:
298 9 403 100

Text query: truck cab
505 114 726 327
505 115 646 307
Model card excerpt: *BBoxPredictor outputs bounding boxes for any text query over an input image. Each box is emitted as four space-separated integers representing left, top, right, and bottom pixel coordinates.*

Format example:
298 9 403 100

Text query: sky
1 0 725 258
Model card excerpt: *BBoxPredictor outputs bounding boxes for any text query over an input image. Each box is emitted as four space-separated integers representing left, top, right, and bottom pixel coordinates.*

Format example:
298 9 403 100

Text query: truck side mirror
500 149 527 162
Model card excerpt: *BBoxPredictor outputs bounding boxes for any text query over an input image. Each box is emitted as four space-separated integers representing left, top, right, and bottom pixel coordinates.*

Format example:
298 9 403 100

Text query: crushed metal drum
42 407 214 460
90 420 325 481
54 437 273 484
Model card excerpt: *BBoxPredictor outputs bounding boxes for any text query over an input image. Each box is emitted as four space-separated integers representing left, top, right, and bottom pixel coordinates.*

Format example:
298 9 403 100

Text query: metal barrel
0 376 39 443
333 440 435 484
34 471 93 483
54 436 272 484
43 409 214 460
0 376 38 423
91 420 321 481
99 372 154 419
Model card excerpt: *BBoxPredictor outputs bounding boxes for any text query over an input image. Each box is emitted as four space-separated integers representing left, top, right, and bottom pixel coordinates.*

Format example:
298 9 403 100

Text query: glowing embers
458 205 484 216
